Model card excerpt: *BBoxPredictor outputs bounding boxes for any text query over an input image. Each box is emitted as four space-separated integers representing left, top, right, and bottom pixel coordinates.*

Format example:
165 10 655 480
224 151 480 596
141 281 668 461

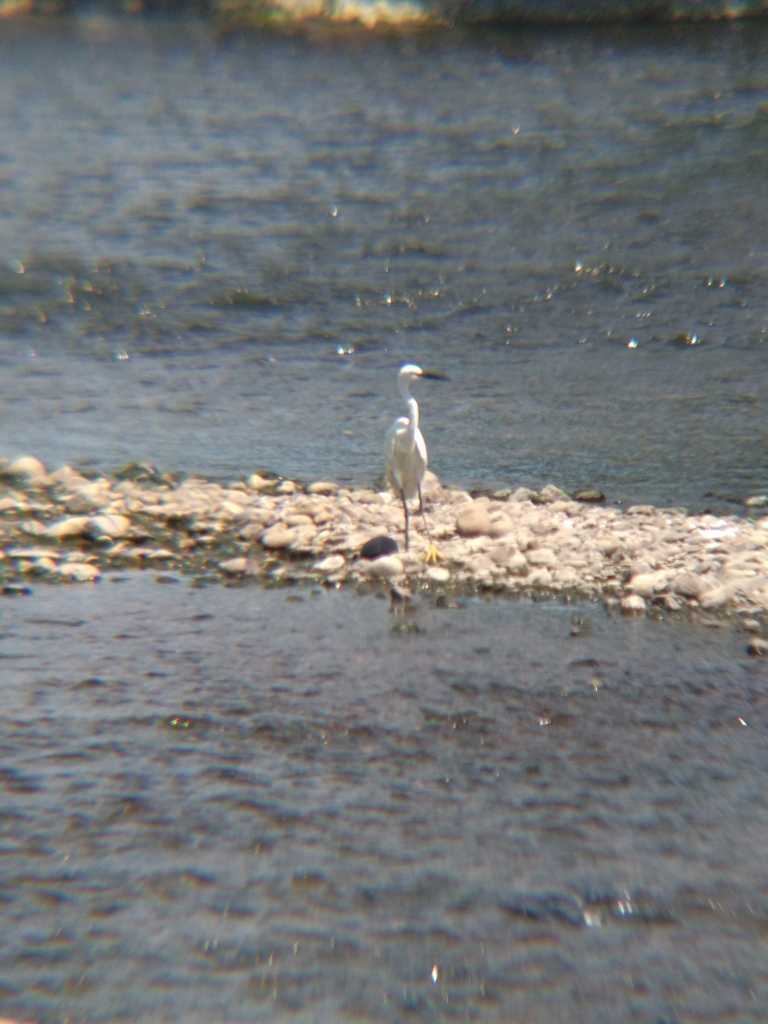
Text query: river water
1 15 768 1024
1 17 767 507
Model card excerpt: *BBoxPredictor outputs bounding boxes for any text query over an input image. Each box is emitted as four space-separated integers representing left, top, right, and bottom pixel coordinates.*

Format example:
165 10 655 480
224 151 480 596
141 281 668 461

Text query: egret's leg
400 490 410 551
417 484 442 564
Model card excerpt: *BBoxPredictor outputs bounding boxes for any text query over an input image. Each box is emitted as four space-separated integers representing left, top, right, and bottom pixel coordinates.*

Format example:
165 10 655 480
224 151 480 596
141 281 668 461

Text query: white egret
384 362 447 554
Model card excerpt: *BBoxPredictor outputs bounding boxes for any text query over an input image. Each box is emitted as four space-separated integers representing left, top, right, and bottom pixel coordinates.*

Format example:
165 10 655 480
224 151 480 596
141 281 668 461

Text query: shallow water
0 18 767 508
1 575 768 1021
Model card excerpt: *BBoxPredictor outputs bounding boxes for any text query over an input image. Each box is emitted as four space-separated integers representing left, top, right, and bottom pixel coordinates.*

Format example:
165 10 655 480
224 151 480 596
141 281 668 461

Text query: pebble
307 481 338 495
508 552 528 575
456 502 491 537
621 594 646 614
670 570 706 600
628 570 670 598
47 516 92 539
87 514 132 540
220 557 249 575
527 547 557 568
8 455 48 483
247 472 272 490
58 562 101 582
260 524 295 549
363 554 403 579
314 554 345 573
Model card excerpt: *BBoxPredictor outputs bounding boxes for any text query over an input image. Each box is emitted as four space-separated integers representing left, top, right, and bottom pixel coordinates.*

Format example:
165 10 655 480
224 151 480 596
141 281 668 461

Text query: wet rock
594 535 622 557
747 637 768 657
360 535 399 560
537 484 570 503
8 455 48 484
670 571 706 600
313 554 345 574
527 567 553 587
20 520 48 537
745 494 768 509
628 570 670 598
573 488 605 503
527 547 557 568
508 552 528 575
46 516 92 540
426 565 450 584
307 480 338 495
621 594 646 614
246 472 273 490
219 557 249 575
114 461 165 484
48 464 89 489
363 554 403 579
287 525 318 553
508 486 537 503
456 502 491 537
488 514 515 538
700 581 739 610
554 567 579 588
260 524 295 549
454 501 489 540
58 562 101 582
86 514 132 540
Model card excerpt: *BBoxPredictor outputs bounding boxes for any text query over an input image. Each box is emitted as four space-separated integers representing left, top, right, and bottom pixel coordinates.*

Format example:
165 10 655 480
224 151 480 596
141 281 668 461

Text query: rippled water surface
0 18 767 507
1 575 767 1022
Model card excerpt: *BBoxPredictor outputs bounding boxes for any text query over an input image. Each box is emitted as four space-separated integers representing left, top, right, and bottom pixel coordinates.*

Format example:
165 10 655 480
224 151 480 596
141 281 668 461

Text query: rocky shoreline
2 0 767 28
2 453 768 641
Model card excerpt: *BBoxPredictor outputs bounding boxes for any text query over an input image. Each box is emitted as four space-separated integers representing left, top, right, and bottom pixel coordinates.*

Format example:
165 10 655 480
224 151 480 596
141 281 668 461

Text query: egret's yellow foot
423 542 443 564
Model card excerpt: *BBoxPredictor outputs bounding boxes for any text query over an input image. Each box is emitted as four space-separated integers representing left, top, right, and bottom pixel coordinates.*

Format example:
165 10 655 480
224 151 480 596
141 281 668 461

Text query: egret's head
399 363 448 384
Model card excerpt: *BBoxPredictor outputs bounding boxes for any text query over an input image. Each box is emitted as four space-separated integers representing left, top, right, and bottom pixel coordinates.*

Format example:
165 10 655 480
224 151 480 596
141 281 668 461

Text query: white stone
364 555 403 578
426 565 450 584
527 547 557 568
508 552 528 575
261 524 295 549
307 481 338 495
527 568 553 587
47 516 91 540
9 455 47 482
314 554 345 574
58 562 100 582
628 570 670 598
621 594 646 614
87 514 132 540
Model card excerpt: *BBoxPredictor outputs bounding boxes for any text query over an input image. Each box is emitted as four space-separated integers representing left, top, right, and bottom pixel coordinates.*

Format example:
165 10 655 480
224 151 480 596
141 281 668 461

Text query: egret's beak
419 370 449 381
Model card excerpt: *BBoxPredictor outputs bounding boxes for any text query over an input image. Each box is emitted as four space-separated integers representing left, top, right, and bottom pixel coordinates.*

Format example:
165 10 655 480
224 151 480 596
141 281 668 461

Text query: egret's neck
399 376 420 439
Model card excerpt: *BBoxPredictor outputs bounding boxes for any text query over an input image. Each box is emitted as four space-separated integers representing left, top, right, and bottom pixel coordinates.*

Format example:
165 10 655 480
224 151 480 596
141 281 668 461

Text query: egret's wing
385 417 408 491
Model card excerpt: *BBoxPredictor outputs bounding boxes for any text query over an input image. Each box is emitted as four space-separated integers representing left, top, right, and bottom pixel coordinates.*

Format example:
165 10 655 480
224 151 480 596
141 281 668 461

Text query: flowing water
1 17 767 507
1 16 768 1022
3 575 768 1023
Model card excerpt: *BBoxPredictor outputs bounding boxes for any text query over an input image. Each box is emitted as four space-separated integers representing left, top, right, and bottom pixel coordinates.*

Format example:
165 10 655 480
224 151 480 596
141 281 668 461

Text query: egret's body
385 363 445 552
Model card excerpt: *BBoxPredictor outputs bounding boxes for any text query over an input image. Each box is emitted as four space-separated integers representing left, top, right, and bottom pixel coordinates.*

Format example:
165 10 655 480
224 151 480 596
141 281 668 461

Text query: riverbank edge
2 455 768 647
1 0 767 30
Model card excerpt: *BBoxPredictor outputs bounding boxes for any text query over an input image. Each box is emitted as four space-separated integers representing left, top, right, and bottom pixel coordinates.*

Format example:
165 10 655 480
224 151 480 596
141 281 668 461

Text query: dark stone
574 488 606 503
360 535 399 560
499 890 585 927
